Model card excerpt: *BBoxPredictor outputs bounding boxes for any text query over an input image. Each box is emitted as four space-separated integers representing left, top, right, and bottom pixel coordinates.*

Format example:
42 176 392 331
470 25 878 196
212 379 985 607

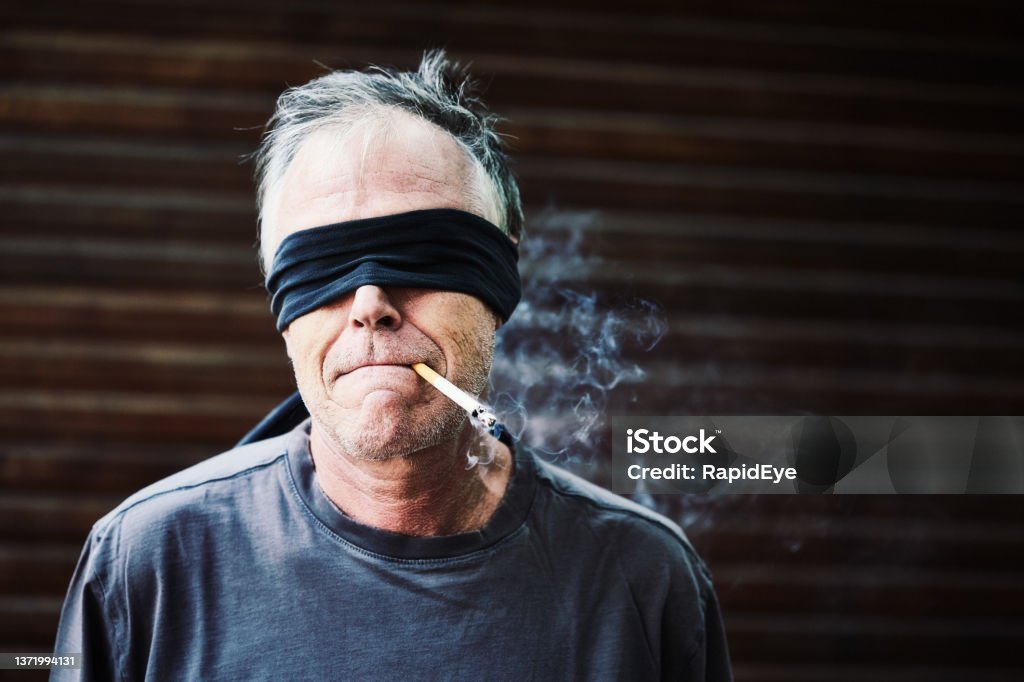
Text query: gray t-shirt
53 421 732 681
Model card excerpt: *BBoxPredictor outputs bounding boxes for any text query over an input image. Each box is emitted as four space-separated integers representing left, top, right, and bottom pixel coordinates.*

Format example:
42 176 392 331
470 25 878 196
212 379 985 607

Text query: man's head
253 51 522 461
255 50 523 270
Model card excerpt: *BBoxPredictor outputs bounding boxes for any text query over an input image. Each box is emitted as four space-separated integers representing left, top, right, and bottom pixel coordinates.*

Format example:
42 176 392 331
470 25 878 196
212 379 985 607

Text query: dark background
2 1 1023 680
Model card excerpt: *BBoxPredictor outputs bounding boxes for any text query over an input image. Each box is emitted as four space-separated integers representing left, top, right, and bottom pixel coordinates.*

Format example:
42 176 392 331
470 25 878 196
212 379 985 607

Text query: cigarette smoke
478 210 820 569
487 209 667 472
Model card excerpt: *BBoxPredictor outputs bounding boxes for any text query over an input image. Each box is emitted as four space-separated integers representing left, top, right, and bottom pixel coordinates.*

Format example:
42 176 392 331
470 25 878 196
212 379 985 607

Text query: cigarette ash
488 209 667 469
465 411 500 469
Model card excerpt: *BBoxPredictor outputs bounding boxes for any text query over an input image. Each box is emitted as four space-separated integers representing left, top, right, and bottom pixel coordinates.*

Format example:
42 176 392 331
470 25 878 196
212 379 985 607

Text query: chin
343 410 416 461
333 402 466 462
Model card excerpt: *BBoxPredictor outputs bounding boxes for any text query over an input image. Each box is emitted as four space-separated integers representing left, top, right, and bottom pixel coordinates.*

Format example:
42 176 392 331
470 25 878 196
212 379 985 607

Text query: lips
334 359 441 382
346 362 412 374
324 339 447 385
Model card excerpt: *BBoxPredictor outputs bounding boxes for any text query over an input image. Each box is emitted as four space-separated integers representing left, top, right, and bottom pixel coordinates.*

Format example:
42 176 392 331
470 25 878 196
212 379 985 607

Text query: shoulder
530 454 721 661
533 455 690 543
89 433 291 549
532 455 708 578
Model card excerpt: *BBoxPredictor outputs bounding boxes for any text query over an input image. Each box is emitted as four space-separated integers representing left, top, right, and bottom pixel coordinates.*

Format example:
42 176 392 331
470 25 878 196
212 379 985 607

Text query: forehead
273 111 477 241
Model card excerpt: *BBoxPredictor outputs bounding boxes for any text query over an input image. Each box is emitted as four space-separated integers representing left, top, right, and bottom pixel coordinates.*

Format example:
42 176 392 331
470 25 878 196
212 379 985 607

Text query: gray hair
254 49 523 271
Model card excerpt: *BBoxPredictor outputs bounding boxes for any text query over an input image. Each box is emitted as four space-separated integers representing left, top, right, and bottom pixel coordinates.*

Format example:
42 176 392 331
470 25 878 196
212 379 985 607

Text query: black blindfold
266 208 521 332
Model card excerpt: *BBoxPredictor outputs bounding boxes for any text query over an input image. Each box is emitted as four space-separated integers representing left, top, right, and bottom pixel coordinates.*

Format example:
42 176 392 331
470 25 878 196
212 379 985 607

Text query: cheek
440 299 497 371
453 314 495 357
284 311 341 379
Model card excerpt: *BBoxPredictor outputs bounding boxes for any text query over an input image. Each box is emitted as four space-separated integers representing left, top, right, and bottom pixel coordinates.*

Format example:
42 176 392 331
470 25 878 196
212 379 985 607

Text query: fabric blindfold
266 208 521 332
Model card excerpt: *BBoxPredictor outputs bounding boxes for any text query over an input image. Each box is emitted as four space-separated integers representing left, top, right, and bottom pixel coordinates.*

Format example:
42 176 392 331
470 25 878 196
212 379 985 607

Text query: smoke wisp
488 209 667 465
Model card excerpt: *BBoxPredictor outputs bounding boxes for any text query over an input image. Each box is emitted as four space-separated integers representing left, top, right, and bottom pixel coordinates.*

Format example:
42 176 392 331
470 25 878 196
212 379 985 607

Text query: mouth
354 362 412 369
343 363 413 376
333 360 441 383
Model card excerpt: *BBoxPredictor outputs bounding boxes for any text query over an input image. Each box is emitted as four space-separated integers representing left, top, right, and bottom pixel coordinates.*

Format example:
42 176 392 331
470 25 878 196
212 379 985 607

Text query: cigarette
411 362 498 429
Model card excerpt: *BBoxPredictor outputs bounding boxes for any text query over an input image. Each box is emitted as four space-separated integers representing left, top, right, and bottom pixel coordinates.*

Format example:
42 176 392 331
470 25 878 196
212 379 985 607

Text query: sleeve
51 529 121 681
697 577 733 682
663 556 734 682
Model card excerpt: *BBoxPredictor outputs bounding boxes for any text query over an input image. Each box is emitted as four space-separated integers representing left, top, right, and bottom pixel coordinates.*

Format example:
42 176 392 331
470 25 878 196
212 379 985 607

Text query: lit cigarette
411 362 497 429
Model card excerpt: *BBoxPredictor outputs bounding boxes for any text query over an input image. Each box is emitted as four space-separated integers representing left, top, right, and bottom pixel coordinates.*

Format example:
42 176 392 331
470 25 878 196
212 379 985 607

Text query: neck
309 422 513 537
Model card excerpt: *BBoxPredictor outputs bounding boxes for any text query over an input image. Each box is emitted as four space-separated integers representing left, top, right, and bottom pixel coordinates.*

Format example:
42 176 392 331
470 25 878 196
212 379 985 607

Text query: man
54 51 732 680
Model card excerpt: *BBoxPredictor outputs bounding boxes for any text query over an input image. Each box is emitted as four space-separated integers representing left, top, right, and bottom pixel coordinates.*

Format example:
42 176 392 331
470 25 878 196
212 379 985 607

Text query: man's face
272 114 499 460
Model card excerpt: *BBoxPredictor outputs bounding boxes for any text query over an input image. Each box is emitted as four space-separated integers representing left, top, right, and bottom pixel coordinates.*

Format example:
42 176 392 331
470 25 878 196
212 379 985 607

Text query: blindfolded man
54 51 732 681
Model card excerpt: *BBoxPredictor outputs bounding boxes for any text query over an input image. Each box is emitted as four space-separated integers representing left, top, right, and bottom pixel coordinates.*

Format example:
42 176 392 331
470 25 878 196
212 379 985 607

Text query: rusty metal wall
2 1 1022 679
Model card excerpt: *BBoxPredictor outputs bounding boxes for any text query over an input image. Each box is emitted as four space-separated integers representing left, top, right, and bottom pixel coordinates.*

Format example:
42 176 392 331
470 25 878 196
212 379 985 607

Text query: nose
348 285 401 331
